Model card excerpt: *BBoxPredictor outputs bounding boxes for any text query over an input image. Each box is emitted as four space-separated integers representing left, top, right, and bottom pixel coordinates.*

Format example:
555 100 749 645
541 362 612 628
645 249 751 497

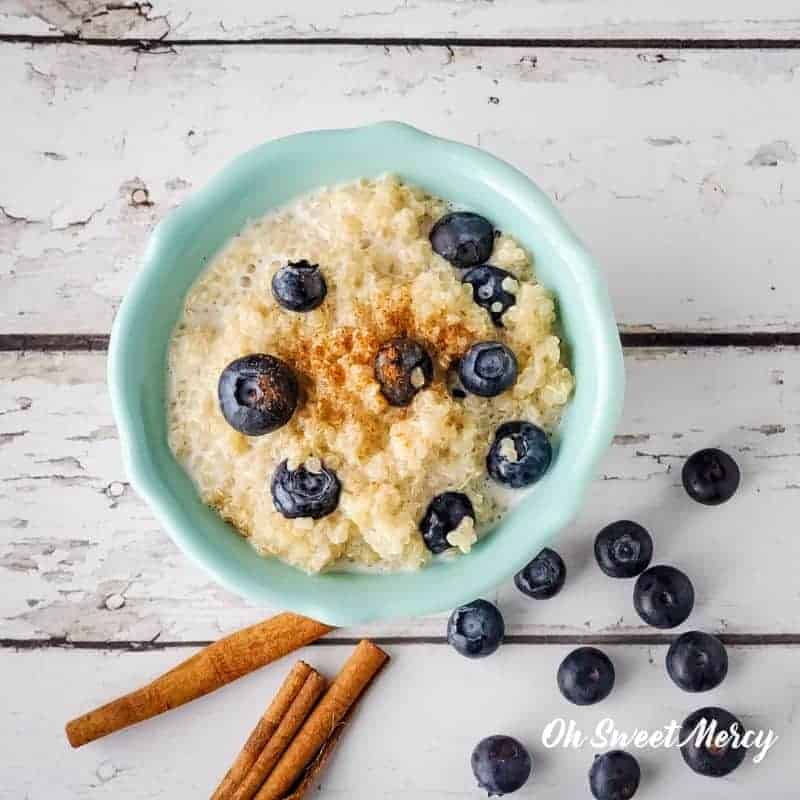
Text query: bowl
108 122 624 626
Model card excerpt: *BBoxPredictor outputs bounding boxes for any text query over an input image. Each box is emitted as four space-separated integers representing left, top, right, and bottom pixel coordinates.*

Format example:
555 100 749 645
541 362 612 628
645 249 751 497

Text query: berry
633 565 694 629
471 735 532 796
459 342 518 397
374 337 433 407
462 265 517 326
514 548 566 599
487 421 552 488
557 647 615 705
271 459 341 519
680 707 747 777
682 448 740 505
666 631 728 692
419 492 475 554
594 521 653 579
430 211 495 269
447 599 504 659
271 260 327 311
589 751 641 800
217 354 298 436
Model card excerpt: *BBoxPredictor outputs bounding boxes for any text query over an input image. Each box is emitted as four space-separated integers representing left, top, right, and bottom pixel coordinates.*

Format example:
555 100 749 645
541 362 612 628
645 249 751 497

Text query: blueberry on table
462 265 517 326
374 337 433 407
633 565 694 629
594 521 653 579
459 342 518 397
218 354 298 436
487 421 552 488
471 735 532 796
271 260 327 312
666 631 728 692
589 750 641 800
429 211 495 269
682 448 740 505
419 492 475 554
680 707 747 777
557 646 615 705
514 548 566 599
447 599 505 659
271 459 341 519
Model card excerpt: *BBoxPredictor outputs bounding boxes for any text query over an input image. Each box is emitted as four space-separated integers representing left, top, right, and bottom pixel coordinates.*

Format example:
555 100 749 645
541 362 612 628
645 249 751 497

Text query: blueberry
218 354 298 436
271 459 341 519
419 492 475 554
666 631 728 692
557 647 615 705
682 448 740 505
487 421 552 488
447 599 504 659
374 337 433 407
271 260 327 312
589 751 641 800
459 342 518 397
471 735 531 796
430 211 495 269
680 707 747 777
462 265 517 326
594 521 653 579
633 565 694 629
514 548 566 599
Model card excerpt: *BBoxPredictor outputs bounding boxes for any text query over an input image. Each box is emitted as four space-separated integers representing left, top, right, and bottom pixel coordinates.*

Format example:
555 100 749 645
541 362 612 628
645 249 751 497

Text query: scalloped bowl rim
108 122 624 626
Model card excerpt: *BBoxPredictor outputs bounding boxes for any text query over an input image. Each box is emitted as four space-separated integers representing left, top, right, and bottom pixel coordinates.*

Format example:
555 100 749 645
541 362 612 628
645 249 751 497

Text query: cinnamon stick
211 662 315 800
65 613 333 748
254 640 389 800
231 670 327 800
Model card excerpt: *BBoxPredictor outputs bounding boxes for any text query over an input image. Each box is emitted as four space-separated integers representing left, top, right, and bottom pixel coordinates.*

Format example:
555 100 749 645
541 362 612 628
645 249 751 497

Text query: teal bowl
108 122 624 626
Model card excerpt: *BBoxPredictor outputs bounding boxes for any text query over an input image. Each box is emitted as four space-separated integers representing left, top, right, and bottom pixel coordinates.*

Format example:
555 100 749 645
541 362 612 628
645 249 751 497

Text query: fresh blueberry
271 459 341 519
589 751 640 800
459 342 518 397
462 265 517 326
594 521 653 579
666 631 728 692
374 337 433 407
487 421 552 488
218 354 298 436
471 735 532 796
557 647 615 705
514 548 566 599
447 599 505 659
682 448 740 505
271 260 327 312
680 707 747 777
633 565 694 629
419 492 475 554
430 211 495 269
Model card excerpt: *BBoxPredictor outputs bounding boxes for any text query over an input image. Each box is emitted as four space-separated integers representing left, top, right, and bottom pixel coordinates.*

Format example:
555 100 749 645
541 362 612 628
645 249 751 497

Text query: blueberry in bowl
271 259 327 312
271 459 341 520
459 341 518 398
430 211 495 269
374 337 433 407
419 492 475 554
487 421 552 488
462 265 518 326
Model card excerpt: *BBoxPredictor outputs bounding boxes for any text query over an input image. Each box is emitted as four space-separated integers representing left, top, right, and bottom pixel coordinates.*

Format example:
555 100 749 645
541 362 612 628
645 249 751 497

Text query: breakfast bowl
108 122 624 626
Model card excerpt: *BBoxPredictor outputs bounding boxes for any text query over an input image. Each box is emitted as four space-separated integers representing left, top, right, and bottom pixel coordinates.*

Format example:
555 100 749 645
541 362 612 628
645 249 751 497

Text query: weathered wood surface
3 643 793 798
3 0 800 40
2 347 797 642
2 45 800 335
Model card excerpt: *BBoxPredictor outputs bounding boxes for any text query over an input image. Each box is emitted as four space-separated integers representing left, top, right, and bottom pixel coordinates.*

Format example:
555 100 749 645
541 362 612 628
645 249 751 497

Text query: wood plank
3 0 800 40
2 44 800 335
2 643 793 798
2 348 798 642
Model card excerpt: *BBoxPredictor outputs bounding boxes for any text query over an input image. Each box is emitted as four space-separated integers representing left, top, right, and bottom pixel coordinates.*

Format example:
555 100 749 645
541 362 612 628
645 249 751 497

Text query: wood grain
1 348 798 642
3 0 800 41
3 644 793 798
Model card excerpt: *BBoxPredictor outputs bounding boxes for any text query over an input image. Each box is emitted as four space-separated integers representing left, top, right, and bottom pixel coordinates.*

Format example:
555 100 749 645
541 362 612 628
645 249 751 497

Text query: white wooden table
2 3 799 797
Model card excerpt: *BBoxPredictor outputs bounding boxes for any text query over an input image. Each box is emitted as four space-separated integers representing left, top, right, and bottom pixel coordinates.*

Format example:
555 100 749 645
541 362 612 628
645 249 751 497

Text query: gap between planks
2 333 800 353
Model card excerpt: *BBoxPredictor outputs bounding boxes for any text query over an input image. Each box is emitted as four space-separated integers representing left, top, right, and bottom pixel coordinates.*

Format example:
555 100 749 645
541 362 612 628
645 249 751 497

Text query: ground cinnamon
65 613 333 748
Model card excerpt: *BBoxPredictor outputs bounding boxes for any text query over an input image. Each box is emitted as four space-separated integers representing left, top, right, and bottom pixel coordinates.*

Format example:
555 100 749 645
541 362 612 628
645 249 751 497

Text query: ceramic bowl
108 122 624 626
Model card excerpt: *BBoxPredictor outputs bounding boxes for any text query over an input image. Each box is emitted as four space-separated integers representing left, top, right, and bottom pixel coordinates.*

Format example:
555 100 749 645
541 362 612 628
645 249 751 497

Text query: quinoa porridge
167 176 573 573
